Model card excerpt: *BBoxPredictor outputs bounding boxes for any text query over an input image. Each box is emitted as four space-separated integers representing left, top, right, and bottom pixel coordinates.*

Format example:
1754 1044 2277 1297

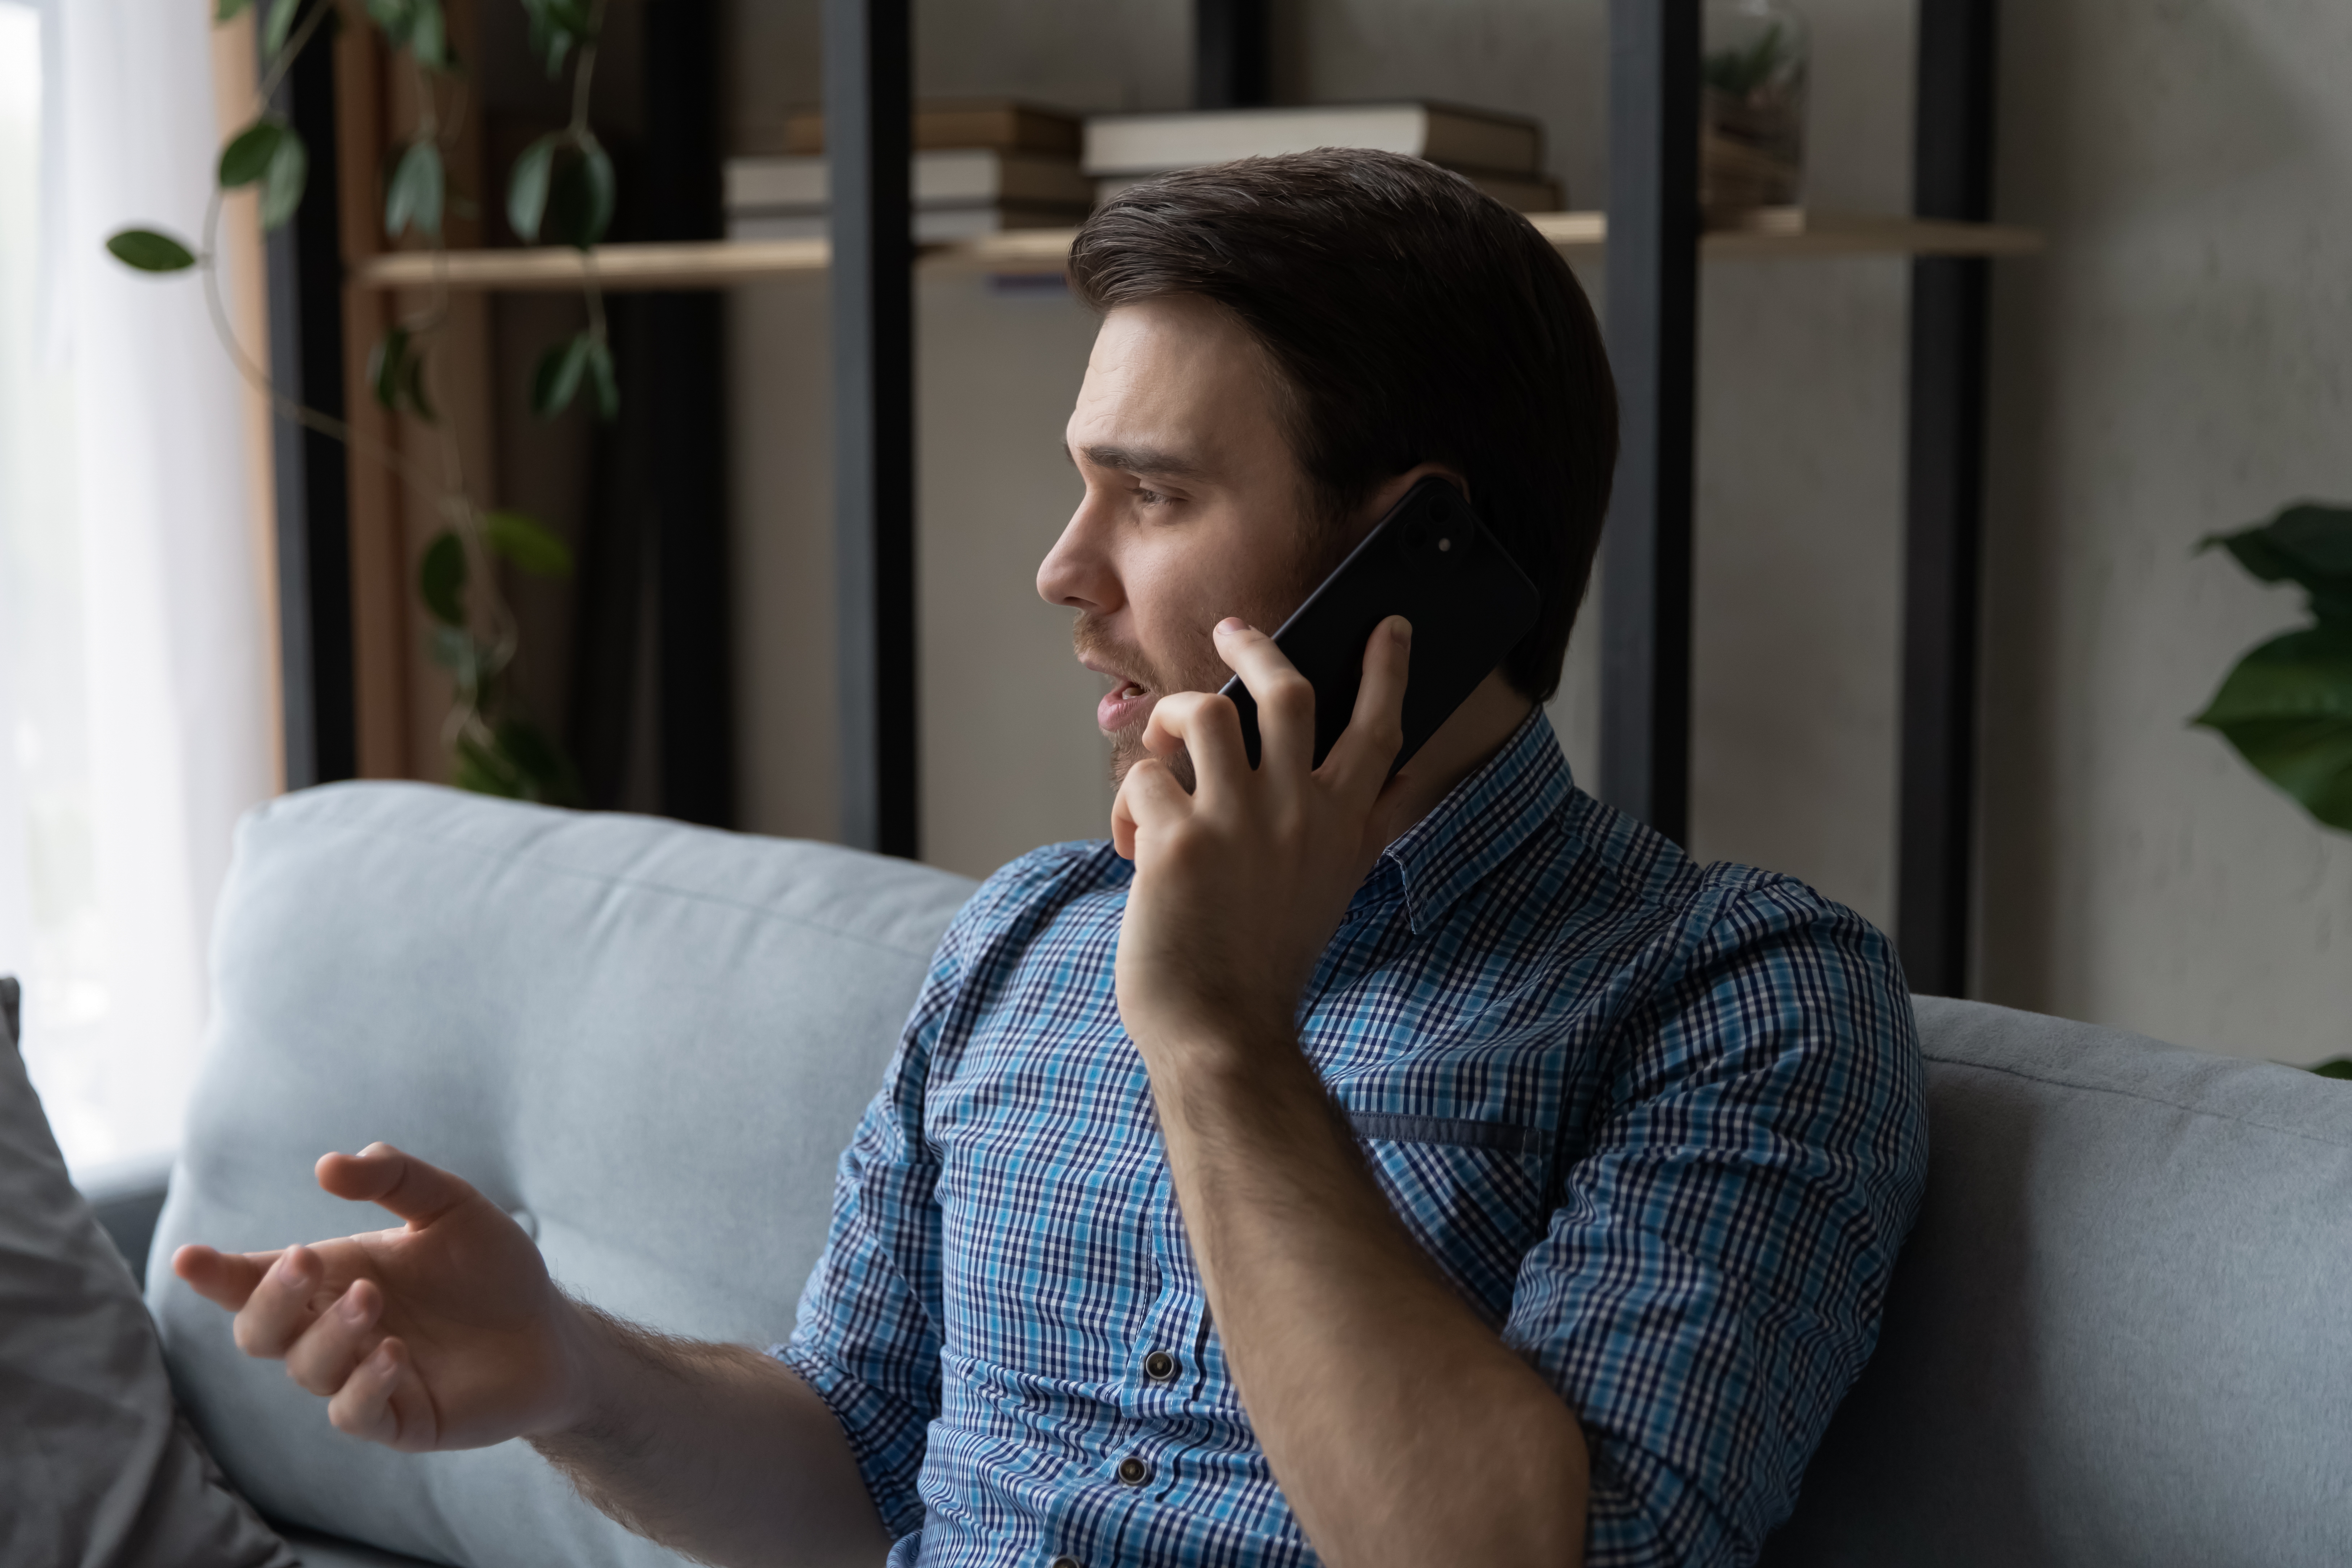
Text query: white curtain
0 0 275 1178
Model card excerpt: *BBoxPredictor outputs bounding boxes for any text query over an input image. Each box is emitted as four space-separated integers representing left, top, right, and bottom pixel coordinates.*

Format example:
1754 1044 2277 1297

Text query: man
175 151 1925 1567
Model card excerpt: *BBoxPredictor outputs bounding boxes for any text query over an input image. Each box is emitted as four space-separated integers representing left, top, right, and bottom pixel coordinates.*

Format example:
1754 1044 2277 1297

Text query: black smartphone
1220 475 1541 774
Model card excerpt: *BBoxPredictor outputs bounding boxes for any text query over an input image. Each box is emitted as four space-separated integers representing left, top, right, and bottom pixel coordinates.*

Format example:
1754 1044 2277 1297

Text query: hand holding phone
1220 476 1540 775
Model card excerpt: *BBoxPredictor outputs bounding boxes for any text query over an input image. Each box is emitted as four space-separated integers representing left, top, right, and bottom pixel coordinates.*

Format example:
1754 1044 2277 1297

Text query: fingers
317 1142 473 1229
1213 619 1319 778
326 1339 406 1445
326 1336 439 1452
1323 616 1412 799
1112 757 1193 859
283 1277 385 1397
1141 689 1248 799
174 1243 281 1311
231 1243 337 1360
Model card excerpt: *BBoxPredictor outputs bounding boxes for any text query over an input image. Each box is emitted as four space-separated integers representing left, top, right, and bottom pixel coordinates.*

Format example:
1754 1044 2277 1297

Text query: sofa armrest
74 1154 175 1290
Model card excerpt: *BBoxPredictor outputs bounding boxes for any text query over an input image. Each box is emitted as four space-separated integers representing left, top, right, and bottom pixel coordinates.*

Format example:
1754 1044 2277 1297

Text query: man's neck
1364 670 1537 856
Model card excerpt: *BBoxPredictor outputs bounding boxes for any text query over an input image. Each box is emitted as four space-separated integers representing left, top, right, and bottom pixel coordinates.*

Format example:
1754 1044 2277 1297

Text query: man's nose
1037 500 1120 614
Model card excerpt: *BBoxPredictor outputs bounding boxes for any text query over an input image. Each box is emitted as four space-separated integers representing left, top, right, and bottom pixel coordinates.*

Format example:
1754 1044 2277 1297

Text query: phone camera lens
1437 537 1452 552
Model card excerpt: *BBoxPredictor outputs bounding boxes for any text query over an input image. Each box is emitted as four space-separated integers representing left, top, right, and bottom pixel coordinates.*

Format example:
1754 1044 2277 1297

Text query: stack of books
726 100 1092 242
1082 102 1563 213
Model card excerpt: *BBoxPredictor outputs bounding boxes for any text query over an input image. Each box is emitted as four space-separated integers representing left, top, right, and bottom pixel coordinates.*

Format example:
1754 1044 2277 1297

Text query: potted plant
2194 500 2352 1076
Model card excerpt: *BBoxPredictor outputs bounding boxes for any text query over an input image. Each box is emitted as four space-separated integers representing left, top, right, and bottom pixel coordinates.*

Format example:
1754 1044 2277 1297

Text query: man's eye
1134 487 1169 507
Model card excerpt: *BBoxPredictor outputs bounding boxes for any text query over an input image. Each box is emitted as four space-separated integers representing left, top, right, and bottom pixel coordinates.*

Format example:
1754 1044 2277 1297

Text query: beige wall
726 0 2352 1065
731 273 1114 872
1975 0 2352 1064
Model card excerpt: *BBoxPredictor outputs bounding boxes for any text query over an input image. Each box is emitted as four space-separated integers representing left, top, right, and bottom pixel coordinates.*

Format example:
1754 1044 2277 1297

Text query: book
1082 102 1544 178
780 99 1084 158
1094 165 1564 214
726 150 1096 213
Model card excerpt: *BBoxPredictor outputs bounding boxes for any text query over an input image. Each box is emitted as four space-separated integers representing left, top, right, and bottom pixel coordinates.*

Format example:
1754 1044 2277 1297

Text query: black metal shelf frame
1599 0 1999 996
270 0 2002 988
826 0 919 858
769 0 2008 982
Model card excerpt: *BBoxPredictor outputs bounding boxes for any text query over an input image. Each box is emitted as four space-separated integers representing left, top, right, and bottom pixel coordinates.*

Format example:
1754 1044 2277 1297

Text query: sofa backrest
150 784 976 1567
1766 997 2352 1566
160 786 2352 1566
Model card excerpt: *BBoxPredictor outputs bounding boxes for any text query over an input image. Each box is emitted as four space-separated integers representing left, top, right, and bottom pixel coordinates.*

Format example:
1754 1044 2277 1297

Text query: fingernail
283 1247 313 1283
1217 617 1247 633
1392 618 1412 646
339 1289 369 1325
369 1343 397 1375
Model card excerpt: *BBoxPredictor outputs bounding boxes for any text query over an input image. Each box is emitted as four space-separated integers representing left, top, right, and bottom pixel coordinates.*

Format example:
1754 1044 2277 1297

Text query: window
0 0 276 1181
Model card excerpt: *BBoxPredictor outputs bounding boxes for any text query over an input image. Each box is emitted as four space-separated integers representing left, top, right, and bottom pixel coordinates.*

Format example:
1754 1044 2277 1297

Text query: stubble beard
1077 550 1355 799
1075 521 1345 797
1074 616 1222 794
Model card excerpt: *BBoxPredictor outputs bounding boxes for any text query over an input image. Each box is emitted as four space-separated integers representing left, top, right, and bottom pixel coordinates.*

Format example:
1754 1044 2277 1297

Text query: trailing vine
107 0 621 804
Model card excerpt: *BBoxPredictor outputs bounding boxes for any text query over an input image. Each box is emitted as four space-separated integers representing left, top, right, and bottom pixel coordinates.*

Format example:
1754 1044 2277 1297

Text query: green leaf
586 337 618 422
370 325 437 422
530 332 591 419
364 0 413 47
260 125 309 231
1703 24 1791 98
2191 625 2352 832
402 349 436 423
2266 504 2352 576
368 325 410 412
453 732 526 798
493 718 583 805
220 120 284 188
2310 1058 2352 1081
418 529 468 627
385 140 445 239
106 228 198 272
547 138 614 251
506 135 558 244
483 510 573 576
217 0 255 21
408 0 446 67
519 0 594 76
261 0 302 56
2200 501 2352 624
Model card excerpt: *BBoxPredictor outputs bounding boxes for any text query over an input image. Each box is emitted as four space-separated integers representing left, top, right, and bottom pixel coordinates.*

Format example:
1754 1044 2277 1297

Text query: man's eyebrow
1073 443 1209 480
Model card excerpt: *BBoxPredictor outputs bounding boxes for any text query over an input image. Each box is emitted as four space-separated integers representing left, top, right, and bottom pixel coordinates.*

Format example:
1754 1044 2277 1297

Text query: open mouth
1096 678 1155 734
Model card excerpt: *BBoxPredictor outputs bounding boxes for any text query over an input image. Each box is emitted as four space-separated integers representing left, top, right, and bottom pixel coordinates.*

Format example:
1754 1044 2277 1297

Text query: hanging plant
102 0 620 806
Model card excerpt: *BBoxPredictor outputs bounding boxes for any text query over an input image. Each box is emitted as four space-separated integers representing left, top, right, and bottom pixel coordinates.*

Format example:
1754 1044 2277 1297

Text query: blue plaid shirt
781 711 1925 1567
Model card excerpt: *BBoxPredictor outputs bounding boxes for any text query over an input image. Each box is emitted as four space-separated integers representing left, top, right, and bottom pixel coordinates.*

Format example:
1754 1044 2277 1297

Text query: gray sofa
102 783 2352 1565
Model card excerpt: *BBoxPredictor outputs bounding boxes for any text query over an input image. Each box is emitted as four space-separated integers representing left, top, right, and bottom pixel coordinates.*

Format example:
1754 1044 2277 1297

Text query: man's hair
1068 148 1619 703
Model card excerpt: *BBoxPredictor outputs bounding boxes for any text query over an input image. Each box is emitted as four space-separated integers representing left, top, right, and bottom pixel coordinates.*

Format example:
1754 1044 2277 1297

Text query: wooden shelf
347 210 2042 293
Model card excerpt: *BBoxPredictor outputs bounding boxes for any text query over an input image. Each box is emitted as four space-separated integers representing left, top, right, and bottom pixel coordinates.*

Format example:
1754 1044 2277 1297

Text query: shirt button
1142 1350 1178 1382
1116 1455 1152 1487
1050 1558 1083 1568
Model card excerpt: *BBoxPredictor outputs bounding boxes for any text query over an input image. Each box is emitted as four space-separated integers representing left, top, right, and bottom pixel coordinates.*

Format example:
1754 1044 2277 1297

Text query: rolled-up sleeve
1502 876 1929 1567
774 899 983 1538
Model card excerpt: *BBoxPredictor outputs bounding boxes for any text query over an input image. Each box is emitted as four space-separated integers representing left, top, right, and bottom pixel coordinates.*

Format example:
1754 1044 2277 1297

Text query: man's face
1039 294 1331 784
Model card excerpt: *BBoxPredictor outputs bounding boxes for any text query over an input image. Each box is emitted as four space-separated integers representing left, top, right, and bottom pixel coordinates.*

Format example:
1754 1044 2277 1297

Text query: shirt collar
1378 707 1573 936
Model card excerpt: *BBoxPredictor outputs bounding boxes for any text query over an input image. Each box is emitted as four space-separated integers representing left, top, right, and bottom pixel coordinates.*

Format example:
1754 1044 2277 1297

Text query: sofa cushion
1766 997 2352 1567
0 977 295 1568
277 1528 444 1568
147 785 977 1567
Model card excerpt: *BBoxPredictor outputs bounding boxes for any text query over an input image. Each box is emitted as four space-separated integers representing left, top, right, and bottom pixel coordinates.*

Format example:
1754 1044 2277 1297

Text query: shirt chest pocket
1342 1111 1557 1326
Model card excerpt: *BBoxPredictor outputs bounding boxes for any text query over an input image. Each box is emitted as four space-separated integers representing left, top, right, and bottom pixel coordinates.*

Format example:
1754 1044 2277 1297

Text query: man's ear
1352 462 1470 537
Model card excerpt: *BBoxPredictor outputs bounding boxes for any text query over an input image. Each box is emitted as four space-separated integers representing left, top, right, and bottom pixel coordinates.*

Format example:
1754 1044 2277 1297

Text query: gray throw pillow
0 976 296 1568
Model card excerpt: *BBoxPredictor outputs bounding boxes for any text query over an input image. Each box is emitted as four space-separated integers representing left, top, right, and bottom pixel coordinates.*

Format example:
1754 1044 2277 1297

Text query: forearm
530 1298 891 1568
1149 1037 1589 1568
